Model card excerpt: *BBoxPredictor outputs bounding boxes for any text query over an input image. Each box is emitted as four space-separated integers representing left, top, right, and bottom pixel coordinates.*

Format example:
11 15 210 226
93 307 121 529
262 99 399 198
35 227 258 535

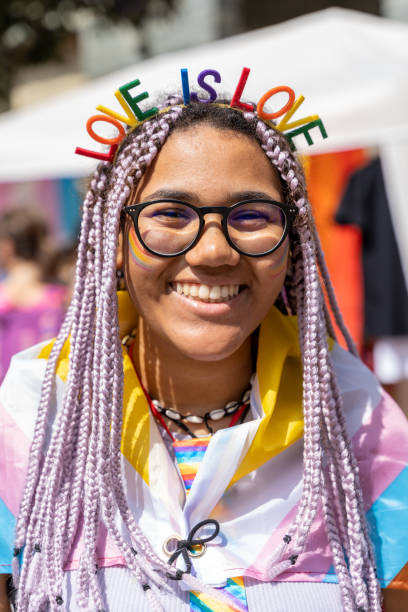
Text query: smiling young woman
1 98 408 611
120 125 290 432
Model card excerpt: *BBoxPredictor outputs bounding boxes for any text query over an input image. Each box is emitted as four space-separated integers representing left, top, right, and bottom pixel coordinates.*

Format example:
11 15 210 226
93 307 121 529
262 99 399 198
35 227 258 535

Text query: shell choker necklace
148 376 254 437
122 328 254 437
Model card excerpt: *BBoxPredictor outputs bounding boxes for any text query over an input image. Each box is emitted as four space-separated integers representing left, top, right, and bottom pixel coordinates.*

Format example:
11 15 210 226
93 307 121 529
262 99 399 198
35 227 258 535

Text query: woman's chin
166 329 249 363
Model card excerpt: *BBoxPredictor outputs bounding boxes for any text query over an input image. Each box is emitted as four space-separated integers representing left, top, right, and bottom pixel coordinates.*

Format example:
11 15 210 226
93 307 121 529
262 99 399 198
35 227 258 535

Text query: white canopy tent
0 7 407 277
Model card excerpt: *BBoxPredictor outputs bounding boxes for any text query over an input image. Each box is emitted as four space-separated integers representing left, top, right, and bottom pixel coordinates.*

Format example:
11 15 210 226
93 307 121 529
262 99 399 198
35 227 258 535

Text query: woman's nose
185 215 240 268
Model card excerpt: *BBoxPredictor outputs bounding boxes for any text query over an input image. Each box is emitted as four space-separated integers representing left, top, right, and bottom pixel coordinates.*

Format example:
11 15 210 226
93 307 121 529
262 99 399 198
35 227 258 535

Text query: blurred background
0 0 407 412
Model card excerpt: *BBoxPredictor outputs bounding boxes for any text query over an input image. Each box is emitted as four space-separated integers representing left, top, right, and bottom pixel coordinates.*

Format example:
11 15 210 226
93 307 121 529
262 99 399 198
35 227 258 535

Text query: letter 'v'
96 90 139 128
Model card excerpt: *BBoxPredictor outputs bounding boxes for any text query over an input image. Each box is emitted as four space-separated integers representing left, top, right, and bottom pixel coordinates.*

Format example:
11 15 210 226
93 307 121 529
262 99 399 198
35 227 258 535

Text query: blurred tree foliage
0 0 176 111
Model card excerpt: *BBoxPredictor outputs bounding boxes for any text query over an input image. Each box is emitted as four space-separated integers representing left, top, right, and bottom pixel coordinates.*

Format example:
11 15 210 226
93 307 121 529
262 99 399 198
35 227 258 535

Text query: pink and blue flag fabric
0 305 408 596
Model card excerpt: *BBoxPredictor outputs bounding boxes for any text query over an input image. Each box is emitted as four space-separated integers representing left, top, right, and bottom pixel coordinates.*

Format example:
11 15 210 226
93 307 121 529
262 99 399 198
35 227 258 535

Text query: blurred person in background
0 206 68 381
45 241 78 309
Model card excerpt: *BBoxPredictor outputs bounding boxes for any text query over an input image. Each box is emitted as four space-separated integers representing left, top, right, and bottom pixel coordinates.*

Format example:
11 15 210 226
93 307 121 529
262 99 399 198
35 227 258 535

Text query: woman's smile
171 281 242 302
167 280 249 318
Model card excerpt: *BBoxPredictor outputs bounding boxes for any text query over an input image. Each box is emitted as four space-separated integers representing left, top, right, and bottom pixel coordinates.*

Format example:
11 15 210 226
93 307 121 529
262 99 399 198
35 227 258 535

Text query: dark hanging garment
335 157 408 338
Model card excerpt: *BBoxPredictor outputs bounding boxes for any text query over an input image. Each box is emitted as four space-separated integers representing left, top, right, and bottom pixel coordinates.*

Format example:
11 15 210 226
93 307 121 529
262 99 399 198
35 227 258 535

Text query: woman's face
123 124 290 362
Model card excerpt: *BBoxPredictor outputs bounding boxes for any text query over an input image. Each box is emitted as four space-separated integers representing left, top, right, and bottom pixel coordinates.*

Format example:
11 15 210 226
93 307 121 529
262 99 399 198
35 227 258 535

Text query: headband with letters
75 67 327 163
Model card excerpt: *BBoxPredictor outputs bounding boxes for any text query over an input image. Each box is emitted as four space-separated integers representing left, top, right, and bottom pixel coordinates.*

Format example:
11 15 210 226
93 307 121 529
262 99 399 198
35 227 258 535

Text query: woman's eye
230 205 284 228
153 208 190 220
231 210 270 224
234 211 268 221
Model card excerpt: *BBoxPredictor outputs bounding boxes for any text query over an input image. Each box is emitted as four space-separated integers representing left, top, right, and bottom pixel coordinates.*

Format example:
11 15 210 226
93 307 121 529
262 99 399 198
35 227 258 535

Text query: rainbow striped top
173 436 249 611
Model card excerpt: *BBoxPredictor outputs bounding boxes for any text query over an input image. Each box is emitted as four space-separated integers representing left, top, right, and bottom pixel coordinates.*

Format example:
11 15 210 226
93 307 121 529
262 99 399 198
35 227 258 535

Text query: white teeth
198 285 210 300
173 282 241 303
209 286 221 300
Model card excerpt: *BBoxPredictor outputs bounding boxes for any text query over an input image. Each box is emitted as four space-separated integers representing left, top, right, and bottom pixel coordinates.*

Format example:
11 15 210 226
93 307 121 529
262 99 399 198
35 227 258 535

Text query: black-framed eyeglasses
124 198 298 258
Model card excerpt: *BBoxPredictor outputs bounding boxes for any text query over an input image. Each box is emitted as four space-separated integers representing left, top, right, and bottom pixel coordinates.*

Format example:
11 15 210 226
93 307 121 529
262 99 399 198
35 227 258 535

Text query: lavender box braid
12 96 381 612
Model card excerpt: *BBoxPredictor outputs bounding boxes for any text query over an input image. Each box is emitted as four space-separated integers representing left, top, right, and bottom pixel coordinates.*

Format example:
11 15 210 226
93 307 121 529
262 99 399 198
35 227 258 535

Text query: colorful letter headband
75 66 328 163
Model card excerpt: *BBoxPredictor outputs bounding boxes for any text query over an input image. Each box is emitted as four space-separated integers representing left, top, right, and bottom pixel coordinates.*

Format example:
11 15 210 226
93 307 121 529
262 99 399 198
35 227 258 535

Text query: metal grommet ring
163 535 182 557
187 542 207 558
162 534 207 558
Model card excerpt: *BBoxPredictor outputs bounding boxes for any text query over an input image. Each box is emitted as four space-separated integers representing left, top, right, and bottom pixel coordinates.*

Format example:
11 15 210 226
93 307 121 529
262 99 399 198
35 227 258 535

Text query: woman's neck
131 318 253 434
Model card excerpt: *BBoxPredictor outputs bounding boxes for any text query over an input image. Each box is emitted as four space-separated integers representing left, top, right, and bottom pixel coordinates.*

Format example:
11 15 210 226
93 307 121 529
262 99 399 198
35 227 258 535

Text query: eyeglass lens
137 201 286 256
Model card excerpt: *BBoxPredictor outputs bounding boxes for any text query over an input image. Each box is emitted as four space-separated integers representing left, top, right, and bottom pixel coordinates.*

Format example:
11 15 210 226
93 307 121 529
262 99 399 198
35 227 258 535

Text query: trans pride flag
0 304 407 593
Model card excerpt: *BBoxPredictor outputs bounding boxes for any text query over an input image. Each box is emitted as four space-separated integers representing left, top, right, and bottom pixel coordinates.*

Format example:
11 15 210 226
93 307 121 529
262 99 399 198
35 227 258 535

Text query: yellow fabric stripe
37 337 71 381
229 307 303 486
121 347 151 485
37 345 151 486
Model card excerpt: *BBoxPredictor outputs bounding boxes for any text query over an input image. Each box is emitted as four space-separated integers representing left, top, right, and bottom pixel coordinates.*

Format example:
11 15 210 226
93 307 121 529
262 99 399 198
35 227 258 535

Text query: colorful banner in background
304 149 369 352
0 177 81 245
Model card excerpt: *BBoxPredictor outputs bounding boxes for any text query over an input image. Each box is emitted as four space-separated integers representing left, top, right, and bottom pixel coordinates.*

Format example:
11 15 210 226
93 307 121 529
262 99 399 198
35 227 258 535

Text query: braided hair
13 96 381 611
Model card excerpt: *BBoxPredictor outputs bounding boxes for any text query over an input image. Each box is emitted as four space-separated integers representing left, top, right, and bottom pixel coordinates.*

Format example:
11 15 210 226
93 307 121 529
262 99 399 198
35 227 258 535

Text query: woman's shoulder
0 338 68 428
331 341 381 397
331 341 408 442
332 344 408 581
0 338 66 573
330 342 383 422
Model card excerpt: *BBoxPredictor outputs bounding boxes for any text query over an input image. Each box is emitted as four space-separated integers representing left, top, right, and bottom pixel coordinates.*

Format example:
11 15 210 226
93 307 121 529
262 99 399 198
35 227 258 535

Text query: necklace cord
126 333 252 438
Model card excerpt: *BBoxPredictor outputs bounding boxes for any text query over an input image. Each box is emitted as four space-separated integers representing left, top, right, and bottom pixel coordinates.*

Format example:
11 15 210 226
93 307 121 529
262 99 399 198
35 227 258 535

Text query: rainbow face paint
75 67 327 162
128 227 156 271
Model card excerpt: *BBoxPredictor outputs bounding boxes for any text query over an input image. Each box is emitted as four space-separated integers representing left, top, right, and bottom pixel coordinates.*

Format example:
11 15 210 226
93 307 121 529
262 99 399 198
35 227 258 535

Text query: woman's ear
116 231 127 291
116 231 124 270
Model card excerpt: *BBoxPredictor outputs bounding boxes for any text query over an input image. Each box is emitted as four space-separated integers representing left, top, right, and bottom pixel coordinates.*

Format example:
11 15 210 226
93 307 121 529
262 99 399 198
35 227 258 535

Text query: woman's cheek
128 226 161 272
266 241 290 279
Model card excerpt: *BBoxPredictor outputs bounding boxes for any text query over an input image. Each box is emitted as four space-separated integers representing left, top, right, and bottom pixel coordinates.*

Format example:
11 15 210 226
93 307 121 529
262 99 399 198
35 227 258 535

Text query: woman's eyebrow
140 189 280 203
140 189 196 202
225 190 280 202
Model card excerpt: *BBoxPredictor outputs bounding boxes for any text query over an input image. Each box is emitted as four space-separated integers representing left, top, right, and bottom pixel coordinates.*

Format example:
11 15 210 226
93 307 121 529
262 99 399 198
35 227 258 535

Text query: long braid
321 342 381 610
42 232 98 607
253 120 325 555
311 221 358 355
14 173 100 606
239 111 380 609
320 446 355 611
74 176 111 608
74 188 111 610
42 176 108 608
51 239 99 602
13 97 381 612
14 166 109 608
317 318 373 610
